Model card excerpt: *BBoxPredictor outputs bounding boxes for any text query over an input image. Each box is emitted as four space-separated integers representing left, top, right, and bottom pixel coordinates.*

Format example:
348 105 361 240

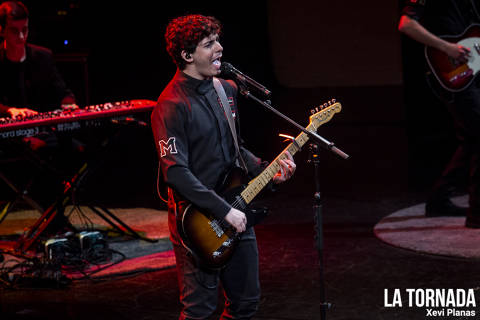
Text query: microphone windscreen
220 62 234 74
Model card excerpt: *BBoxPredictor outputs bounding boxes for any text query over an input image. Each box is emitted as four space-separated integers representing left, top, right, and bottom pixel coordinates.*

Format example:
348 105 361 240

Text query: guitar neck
240 102 341 205
240 133 307 205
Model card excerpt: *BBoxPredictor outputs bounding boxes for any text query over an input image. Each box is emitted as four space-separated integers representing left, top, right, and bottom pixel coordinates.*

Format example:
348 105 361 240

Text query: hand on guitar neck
272 151 296 184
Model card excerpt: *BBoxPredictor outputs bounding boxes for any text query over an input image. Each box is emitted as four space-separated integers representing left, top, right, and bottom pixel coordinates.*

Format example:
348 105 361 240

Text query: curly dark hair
165 14 221 70
0 1 28 29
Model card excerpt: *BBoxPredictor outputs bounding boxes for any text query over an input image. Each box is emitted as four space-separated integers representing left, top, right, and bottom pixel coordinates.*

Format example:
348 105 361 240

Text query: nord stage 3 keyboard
0 99 156 140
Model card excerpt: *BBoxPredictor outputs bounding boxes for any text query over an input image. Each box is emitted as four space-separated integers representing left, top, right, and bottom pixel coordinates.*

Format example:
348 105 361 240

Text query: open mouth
212 56 222 68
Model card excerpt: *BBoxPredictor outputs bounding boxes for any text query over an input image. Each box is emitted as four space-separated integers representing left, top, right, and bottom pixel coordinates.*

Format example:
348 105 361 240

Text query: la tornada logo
384 288 477 317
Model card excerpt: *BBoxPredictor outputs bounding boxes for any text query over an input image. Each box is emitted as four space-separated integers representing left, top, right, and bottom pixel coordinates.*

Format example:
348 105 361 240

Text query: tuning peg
310 109 315 115
328 100 332 105
331 98 336 103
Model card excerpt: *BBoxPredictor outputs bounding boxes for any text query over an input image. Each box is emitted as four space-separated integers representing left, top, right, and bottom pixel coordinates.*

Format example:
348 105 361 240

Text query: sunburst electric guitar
425 24 480 92
177 100 342 269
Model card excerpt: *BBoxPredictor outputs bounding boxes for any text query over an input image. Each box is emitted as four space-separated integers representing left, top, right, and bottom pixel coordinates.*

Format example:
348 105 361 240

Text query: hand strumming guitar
225 208 247 233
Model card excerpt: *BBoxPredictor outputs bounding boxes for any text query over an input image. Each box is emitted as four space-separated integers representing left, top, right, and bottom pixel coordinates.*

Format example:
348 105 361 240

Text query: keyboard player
0 1 79 235
0 1 76 120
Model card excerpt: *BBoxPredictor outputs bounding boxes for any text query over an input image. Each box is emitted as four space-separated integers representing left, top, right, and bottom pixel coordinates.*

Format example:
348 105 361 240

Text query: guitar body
425 24 480 92
178 168 266 269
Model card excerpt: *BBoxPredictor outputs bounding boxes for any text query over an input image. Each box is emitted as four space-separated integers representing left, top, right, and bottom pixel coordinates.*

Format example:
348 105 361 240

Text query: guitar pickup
208 220 225 238
222 239 233 247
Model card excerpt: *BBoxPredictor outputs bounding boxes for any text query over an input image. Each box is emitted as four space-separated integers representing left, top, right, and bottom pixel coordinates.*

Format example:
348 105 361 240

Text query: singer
151 14 296 320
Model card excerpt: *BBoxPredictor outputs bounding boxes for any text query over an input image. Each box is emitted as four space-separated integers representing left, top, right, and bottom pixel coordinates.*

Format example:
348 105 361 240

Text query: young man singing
151 14 296 319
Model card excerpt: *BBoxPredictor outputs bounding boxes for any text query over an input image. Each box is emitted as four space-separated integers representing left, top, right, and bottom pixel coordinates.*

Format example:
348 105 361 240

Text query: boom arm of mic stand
240 89 350 160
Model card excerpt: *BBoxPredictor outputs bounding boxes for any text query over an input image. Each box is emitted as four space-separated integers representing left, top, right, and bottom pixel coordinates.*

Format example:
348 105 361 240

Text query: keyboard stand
15 127 157 254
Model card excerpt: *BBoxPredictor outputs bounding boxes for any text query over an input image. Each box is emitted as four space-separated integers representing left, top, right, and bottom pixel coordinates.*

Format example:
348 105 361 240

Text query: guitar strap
213 77 248 173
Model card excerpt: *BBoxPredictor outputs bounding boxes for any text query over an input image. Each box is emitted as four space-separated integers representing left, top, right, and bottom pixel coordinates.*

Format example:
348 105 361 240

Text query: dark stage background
2 0 457 207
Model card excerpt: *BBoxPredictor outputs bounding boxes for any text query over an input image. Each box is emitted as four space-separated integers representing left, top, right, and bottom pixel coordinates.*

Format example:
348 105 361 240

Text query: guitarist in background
151 14 296 320
398 0 480 228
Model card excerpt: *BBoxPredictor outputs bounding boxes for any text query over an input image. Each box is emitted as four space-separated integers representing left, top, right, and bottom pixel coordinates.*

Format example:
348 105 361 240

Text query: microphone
221 62 271 97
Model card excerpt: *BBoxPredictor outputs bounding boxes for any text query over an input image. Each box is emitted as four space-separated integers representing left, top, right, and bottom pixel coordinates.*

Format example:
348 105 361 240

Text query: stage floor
2 188 478 319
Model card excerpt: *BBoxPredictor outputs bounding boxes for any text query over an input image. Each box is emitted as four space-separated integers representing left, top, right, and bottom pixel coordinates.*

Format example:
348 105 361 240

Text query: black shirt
402 0 480 35
151 70 263 220
0 44 74 112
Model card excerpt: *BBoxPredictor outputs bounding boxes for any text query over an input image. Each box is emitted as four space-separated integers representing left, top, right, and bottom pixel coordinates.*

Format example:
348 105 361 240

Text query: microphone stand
308 143 332 320
239 87 348 320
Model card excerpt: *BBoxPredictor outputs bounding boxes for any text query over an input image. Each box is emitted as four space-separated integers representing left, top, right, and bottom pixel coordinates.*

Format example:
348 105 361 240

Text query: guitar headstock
309 99 342 127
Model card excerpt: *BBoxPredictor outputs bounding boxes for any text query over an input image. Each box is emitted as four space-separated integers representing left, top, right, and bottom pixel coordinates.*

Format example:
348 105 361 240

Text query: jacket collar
175 69 214 95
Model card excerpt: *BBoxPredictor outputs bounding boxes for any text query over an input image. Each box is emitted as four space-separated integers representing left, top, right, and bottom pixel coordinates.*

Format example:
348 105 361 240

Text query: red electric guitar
425 24 480 92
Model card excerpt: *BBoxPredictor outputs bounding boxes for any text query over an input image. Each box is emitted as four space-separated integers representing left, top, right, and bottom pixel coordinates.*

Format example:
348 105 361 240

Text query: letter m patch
159 137 178 157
